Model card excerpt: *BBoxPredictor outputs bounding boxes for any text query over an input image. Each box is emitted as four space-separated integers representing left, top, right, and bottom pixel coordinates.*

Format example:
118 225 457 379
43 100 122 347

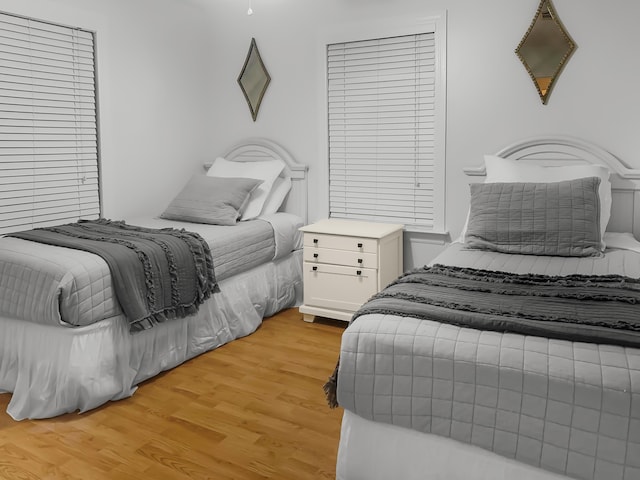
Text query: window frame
319 13 447 233
0 9 101 234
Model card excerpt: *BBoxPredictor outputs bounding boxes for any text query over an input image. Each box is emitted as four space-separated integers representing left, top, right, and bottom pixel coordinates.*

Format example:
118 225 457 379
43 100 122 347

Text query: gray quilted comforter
353 264 640 347
336 243 640 480
0 216 282 328
8 219 216 332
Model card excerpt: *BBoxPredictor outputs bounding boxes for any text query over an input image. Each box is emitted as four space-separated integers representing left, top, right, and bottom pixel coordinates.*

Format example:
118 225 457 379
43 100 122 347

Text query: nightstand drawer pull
313 253 319 258
313 238 319 244
356 270 362 276
357 242 363 248
312 266 318 271
357 258 363 263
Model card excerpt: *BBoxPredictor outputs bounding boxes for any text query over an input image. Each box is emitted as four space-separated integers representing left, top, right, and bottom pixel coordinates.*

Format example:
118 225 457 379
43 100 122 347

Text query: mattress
336 242 640 480
0 212 302 328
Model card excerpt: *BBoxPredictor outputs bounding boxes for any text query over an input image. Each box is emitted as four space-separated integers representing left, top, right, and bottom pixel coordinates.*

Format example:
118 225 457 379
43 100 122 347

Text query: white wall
3 0 639 268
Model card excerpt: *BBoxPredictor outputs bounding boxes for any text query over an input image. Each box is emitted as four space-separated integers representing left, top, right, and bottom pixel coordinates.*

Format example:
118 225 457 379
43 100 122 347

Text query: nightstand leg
303 313 316 323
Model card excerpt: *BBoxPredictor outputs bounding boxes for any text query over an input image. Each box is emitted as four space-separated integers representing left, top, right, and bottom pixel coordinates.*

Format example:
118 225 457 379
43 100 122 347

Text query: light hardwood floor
0 308 346 480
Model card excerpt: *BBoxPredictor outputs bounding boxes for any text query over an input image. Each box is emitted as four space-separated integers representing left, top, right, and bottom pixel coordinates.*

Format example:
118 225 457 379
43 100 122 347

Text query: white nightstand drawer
303 263 377 313
303 233 377 253
303 248 377 268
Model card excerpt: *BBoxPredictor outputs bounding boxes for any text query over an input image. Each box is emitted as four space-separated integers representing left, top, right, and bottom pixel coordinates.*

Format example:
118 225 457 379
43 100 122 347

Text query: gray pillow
465 176 602 257
161 174 261 226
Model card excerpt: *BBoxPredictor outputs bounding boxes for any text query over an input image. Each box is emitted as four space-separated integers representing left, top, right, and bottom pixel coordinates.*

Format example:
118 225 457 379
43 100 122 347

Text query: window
0 11 100 234
326 17 446 232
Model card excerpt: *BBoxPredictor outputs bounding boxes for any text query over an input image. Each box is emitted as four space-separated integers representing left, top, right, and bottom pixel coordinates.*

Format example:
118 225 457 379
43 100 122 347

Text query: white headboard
205 138 309 223
463 136 640 238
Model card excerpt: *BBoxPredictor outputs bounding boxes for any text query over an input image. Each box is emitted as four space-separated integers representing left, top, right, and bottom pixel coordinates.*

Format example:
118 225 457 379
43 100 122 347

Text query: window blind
0 12 100 235
327 32 441 229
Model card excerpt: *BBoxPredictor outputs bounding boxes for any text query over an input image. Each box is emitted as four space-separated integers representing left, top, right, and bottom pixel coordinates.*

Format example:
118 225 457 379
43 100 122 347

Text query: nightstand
298 218 404 322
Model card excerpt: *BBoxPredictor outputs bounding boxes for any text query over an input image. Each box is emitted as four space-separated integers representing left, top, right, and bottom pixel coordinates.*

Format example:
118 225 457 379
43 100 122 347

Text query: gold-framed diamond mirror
515 0 576 104
237 38 271 121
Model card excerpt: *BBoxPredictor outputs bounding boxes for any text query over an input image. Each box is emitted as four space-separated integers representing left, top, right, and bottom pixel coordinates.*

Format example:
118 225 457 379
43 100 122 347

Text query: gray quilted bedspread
8 220 216 332
0 218 276 328
337 243 640 480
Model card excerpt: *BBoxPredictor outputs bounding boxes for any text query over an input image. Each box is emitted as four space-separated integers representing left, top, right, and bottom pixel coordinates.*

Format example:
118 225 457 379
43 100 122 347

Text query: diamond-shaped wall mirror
237 38 271 121
516 0 576 104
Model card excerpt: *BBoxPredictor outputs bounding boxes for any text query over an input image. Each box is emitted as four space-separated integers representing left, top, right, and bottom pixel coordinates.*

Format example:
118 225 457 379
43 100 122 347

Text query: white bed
0 137 308 421
334 136 640 480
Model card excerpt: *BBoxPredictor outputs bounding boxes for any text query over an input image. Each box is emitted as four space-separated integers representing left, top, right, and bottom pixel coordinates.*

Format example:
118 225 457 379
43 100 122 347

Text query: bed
0 137 308 421
332 136 640 480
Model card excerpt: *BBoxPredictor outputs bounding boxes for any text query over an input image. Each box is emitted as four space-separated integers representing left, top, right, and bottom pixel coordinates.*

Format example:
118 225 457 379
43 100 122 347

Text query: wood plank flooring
0 308 346 480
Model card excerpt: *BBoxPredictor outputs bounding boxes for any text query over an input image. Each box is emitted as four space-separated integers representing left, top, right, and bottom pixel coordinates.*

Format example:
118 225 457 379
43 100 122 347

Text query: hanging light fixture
247 0 253 15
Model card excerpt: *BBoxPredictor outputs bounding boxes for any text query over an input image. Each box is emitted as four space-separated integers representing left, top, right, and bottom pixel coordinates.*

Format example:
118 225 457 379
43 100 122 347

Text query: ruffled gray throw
8 219 216 332
324 263 640 408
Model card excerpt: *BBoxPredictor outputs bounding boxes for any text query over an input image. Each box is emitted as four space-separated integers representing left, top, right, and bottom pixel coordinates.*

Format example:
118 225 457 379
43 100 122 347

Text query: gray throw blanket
8 219 217 332
324 264 640 407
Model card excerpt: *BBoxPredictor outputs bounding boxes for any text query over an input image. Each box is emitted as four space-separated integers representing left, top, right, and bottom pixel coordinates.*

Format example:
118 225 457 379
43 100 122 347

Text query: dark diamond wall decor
237 38 271 121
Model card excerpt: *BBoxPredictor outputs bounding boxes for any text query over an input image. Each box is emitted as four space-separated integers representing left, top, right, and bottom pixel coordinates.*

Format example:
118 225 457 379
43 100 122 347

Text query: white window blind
328 31 444 230
0 12 100 235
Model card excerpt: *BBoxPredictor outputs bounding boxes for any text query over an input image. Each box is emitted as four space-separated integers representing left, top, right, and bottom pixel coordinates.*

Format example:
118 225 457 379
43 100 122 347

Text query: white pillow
261 175 292 215
206 156 285 220
460 155 612 249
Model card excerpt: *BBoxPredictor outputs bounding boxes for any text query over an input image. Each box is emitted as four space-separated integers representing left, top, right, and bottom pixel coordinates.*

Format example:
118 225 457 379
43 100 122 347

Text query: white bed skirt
337 410 572 480
0 250 302 420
